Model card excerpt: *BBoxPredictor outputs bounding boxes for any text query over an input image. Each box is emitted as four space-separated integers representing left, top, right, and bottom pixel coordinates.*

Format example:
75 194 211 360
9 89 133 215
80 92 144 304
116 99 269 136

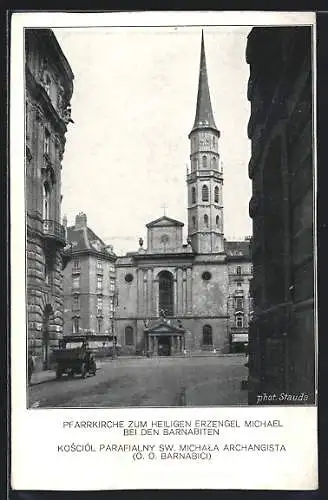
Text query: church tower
187 31 224 254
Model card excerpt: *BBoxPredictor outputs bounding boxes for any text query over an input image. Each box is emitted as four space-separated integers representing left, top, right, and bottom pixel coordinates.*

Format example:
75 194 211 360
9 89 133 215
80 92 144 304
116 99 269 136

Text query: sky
54 26 252 255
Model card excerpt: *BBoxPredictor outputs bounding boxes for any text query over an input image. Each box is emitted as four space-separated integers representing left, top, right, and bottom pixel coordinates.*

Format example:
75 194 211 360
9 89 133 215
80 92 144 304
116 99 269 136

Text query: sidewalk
30 369 56 386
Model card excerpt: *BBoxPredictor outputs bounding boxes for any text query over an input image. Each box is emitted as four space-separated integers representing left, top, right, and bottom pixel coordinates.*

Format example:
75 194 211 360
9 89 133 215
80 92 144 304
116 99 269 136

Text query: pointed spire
190 30 218 134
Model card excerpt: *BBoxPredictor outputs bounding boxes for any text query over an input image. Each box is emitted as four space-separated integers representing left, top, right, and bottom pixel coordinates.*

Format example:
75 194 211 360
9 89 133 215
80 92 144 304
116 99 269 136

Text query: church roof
224 240 251 260
146 215 184 228
190 30 218 134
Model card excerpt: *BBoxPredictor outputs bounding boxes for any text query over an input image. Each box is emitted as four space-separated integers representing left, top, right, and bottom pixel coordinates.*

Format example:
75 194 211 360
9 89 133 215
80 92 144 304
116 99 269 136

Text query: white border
11 11 318 491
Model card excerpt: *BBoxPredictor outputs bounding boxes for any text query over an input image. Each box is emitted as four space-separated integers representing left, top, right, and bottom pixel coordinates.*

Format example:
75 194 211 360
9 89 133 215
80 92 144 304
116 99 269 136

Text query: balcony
42 219 66 246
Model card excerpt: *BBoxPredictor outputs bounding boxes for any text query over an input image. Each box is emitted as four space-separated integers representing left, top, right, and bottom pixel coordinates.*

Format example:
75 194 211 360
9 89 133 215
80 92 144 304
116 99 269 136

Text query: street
28 354 248 408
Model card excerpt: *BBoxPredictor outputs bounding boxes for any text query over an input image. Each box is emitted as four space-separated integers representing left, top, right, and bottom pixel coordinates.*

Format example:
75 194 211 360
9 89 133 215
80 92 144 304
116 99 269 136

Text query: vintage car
53 335 97 379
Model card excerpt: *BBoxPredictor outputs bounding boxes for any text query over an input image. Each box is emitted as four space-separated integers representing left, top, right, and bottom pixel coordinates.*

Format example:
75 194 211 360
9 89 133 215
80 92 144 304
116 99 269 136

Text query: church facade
115 33 252 356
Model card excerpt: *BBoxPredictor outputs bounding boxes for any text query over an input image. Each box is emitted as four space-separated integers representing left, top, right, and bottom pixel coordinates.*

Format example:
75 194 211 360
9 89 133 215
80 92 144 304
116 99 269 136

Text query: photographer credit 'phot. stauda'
25 25 316 409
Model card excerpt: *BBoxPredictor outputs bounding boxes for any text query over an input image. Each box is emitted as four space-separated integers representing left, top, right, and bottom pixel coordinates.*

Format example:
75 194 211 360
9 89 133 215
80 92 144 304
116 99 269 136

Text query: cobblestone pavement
28 355 248 408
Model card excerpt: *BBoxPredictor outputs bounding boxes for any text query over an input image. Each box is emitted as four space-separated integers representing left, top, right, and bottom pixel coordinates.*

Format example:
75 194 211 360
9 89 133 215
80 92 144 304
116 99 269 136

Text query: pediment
146 216 184 228
146 320 186 334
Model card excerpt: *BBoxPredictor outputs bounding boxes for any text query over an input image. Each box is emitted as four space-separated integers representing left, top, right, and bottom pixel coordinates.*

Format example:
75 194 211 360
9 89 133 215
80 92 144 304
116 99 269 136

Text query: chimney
75 212 87 230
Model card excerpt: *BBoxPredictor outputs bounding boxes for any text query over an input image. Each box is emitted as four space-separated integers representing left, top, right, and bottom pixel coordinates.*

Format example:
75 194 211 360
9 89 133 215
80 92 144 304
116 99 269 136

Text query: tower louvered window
202 155 207 168
202 185 209 202
214 186 219 203
191 186 196 204
204 214 209 227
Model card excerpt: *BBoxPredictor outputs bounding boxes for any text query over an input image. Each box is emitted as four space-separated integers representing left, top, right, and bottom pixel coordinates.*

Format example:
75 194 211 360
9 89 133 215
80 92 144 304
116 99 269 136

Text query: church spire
190 30 218 134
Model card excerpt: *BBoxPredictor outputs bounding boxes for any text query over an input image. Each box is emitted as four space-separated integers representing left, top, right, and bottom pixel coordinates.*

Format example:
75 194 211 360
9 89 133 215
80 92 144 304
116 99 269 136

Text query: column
147 268 153 316
154 336 159 356
169 336 173 355
176 268 181 315
143 268 147 315
182 268 187 314
138 269 144 316
153 279 159 317
173 278 177 316
186 267 192 313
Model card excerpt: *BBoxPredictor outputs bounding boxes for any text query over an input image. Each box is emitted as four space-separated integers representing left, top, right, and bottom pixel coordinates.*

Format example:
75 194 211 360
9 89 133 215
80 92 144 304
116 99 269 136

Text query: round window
125 273 134 283
202 271 212 281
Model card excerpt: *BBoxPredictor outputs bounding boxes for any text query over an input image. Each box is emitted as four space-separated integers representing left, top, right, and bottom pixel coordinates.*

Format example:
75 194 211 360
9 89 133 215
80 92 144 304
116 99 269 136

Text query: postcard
11 10 317 491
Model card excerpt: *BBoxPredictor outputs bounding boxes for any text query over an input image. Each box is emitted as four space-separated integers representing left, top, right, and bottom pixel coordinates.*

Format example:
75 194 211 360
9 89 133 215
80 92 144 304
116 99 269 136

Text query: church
114 32 252 356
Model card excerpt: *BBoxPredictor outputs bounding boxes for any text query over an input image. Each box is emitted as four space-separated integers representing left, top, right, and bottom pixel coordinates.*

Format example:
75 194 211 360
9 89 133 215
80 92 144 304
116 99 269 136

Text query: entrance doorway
158 336 171 356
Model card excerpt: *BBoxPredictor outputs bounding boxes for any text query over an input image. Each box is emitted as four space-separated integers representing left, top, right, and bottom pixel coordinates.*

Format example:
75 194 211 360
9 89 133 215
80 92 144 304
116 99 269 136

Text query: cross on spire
161 202 167 216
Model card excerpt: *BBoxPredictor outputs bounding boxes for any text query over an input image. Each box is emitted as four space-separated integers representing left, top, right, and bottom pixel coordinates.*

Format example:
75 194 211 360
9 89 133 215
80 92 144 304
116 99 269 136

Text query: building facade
114 32 252 356
246 27 315 403
63 213 117 336
226 240 253 353
26 29 74 370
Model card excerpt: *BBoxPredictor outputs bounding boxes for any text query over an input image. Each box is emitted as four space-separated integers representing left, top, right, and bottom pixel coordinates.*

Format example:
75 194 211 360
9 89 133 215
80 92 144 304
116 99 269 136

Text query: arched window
191 186 196 204
236 266 241 276
214 186 219 204
202 325 213 346
202 155 207 168
202 185 209 202
192 216 196 228
204 214 209 227
212 136 216 148
211 157 217 169
42 182 50 220
158 271 174 316
125 326 134 345
216 215 219 227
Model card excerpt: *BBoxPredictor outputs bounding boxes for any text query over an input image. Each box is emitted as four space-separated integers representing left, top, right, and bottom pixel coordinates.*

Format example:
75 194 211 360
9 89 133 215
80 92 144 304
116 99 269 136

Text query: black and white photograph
10 11 319 492
24 21 316 409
